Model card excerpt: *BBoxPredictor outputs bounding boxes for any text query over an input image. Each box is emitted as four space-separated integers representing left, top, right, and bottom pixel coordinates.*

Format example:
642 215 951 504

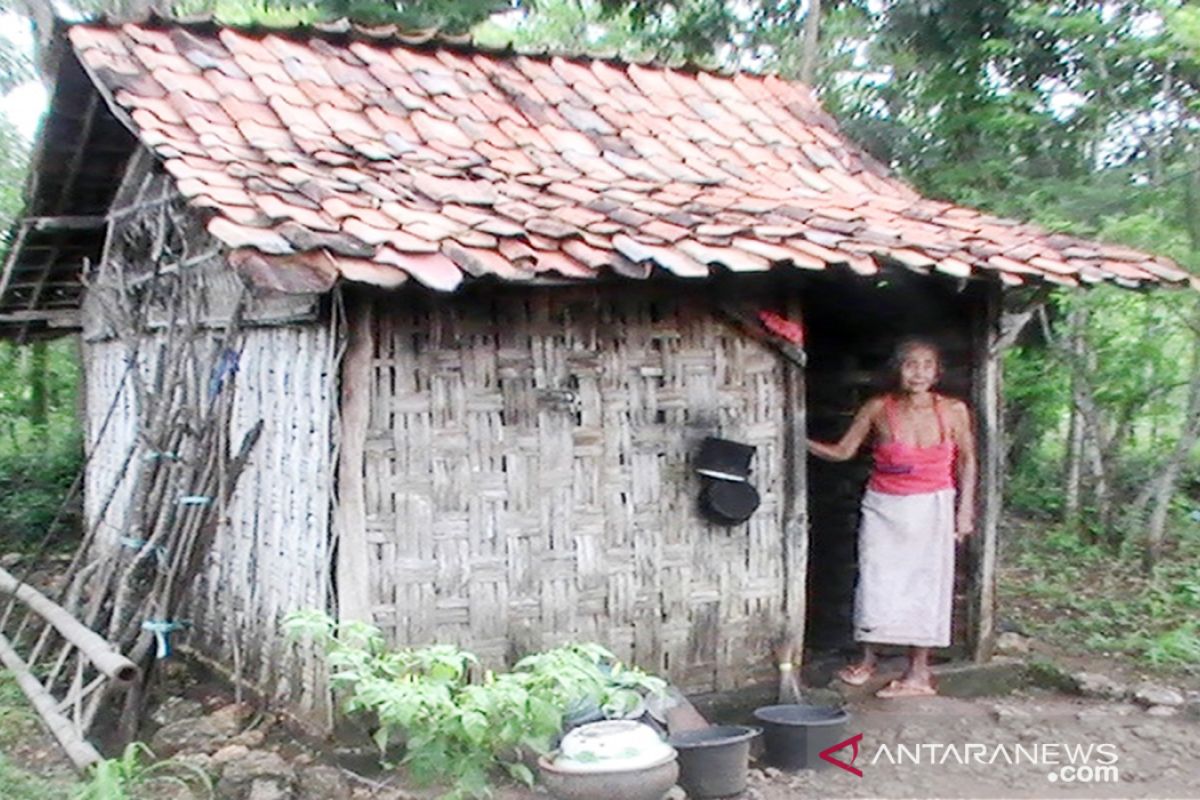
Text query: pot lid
552 720 675 774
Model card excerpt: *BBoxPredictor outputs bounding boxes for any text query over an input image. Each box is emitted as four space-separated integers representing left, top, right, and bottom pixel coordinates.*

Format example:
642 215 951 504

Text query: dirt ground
1 662 1197 800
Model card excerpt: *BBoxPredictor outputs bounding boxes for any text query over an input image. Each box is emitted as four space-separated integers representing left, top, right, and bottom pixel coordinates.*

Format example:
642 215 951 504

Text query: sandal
875 678 937 698
836 663 876 687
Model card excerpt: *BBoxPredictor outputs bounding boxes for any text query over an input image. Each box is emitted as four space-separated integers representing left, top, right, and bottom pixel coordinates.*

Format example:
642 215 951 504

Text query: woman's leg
904 646 933 686
875 646 937 697
837 643 878 685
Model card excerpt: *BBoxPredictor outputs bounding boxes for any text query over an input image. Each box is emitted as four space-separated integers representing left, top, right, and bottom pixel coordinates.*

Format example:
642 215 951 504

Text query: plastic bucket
752 704 850 771
669 725 761 798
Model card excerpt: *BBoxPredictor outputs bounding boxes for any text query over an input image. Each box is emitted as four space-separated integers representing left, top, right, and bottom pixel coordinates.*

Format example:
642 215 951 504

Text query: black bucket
669 725 761 799
752 704 850 771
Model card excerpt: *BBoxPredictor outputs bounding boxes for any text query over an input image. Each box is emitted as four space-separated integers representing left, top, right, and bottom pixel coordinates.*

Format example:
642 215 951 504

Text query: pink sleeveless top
868 394 955 495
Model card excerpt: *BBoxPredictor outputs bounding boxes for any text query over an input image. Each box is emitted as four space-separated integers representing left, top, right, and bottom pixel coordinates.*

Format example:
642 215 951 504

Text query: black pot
752 704 850 771
699 480 760 525
669 725 760 798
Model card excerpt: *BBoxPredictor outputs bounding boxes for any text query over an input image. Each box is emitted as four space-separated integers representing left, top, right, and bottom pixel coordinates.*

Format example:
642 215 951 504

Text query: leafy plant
285 610 666 800
74 743 212 800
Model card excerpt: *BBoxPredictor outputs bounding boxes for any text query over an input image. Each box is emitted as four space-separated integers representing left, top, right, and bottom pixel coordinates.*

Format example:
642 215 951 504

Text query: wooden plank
0 633 101 771
780 294 808 667
968 283 1002 661
0 223 31 310
25 216 107 232
335 292 375 624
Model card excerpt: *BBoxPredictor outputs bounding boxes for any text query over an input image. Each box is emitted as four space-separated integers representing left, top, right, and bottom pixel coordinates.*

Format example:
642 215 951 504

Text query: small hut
1 18 1191 725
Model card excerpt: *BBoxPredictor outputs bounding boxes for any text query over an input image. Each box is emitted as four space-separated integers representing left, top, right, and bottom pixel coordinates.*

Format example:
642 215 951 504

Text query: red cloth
757 310 804 344
868 395 956 495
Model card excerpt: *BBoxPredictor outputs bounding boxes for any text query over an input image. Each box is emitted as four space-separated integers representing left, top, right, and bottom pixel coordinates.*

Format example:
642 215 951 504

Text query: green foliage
286 610 666 800
0 672 83 798
0 424 82 549
0 754 77 800
75 743 213 800
1000 521 1200 672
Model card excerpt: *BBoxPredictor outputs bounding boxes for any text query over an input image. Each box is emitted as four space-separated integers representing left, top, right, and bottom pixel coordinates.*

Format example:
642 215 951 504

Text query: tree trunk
28 340 48 426
800 0 821 86
1063 307 1085 528
1142 308 1200 571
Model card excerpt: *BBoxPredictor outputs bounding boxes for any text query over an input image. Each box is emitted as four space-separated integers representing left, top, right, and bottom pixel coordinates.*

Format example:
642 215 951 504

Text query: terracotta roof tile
66 23 1189 293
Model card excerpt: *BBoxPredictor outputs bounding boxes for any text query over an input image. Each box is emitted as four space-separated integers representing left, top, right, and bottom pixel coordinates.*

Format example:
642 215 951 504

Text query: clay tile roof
61 22 1195 292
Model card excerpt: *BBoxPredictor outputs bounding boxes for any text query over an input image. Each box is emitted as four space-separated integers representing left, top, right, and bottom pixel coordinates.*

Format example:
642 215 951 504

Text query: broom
774 632 804 704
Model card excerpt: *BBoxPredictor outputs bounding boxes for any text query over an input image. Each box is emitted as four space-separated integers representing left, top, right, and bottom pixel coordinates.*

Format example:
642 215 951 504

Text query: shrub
285 611 666 800
0 426 82 550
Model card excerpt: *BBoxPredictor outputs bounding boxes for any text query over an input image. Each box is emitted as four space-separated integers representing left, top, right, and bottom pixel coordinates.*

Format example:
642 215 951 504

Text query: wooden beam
0 222 31 308
780 294 809 670
0 633 102 772
25 215 107 232
0 567 137 685
334 291 375 625
0 310 81 325
969 283 1002 661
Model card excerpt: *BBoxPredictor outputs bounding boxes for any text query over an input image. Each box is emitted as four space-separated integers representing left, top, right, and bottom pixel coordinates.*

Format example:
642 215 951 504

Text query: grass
998 517 1200 677
0 672 82 799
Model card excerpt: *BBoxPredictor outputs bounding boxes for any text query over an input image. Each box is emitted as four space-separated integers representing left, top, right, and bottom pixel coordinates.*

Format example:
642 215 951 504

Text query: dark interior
801 268 982 658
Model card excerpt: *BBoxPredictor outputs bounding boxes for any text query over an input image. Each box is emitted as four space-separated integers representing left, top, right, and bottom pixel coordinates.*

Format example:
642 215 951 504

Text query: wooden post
780 297 808 667
969 283 1002 661
335 292 374 624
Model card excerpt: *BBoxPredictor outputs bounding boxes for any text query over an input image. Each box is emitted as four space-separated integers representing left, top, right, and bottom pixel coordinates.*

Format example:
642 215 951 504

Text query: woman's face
898 346 940 393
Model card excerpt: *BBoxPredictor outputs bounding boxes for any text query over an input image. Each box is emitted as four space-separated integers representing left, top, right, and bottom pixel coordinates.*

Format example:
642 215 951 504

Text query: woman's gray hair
888 337 943 384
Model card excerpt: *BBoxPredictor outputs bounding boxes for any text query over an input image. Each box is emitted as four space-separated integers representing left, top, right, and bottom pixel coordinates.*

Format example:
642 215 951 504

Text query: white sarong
853 488 955 648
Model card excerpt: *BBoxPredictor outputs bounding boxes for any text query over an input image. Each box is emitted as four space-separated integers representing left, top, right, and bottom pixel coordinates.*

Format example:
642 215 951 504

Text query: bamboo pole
0 567 138 685
0 632 102 771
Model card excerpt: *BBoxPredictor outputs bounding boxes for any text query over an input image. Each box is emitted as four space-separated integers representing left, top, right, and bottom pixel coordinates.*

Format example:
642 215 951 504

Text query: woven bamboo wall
82 320 336 723
83 338 140 551
188 322 336 720
359 285 792 693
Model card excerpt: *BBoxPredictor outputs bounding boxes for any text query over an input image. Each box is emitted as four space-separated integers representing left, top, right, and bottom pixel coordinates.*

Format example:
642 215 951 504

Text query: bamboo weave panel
189 323 335 721
365 287 789 692
84 325 335 722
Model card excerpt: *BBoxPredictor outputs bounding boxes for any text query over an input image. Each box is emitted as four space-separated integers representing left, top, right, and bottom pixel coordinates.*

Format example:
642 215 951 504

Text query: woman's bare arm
808 398 883 462
950 400 977 539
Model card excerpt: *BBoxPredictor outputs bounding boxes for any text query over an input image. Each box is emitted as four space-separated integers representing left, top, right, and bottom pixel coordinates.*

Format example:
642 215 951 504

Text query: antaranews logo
820 733 864 776
817 733 1120 785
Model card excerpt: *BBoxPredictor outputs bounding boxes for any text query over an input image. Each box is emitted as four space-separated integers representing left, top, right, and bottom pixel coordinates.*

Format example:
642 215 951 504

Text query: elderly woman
808 339 976 698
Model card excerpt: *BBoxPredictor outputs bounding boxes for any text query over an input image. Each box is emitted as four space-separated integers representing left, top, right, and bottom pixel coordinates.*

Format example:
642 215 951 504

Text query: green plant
74 743 212 800
285 611 666 800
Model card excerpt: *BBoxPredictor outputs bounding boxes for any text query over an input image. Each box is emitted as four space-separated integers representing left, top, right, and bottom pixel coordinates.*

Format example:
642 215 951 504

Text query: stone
1145 705 1179 718
172 752 214 773
229 729 268 749
246 779 291 800
152 717 240 757
296 765 350 800
931 659 1027 697
1073 672 1127 700
135 776 202 800
991 704 1032 723
210 703 257 730
150 697 206 728
1075 704 1137 723
1130 724 1161 740
995 632 1031 655
0 553 22 568
1185 690 1200 720
217 750 295 800
212 744 252 766
1132 682 1184 708
151 702 255 757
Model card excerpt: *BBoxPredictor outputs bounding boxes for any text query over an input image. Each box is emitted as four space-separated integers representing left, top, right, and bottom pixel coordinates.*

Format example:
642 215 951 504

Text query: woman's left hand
955 509 974 542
